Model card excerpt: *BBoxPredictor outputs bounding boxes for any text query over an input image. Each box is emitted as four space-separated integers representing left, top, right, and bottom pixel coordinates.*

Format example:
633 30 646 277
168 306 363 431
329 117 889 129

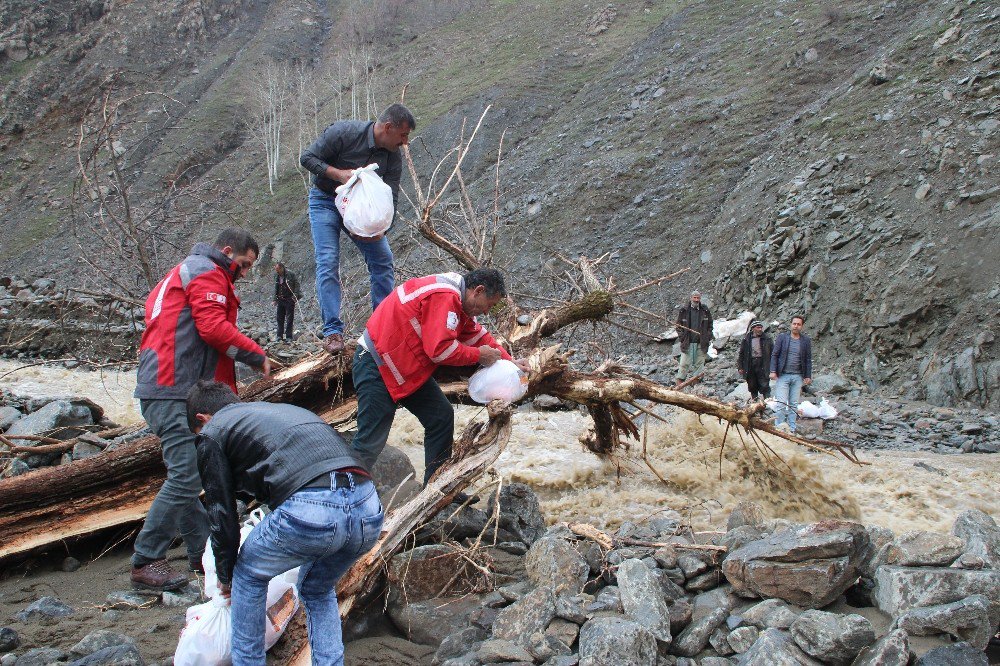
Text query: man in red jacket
352 268 525 484
131 228 270 591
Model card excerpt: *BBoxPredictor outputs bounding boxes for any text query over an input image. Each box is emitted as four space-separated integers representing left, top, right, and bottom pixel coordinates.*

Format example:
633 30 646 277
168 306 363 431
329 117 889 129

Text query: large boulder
951 509 1000 569
0 406 21 432
491 586 556 645
578 616 657 666
894 594 994 651
388 545 475 603
788 610 875 664
524 536 589 594
617 559 672 646
388 595 482 646
370 445 422 510
6 400 94 466
739 628 822 665
722 520 869 609
913 641 988 665
872 565 1000 626
487 482 545 545
851 628 910 666
883 531 964 567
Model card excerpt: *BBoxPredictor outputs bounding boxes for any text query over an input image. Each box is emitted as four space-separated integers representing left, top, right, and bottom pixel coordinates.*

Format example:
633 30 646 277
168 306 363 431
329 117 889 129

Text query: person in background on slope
273 261 301 342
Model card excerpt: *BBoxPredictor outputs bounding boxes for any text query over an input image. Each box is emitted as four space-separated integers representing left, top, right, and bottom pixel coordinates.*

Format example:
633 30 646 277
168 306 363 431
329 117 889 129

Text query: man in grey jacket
300 104 415 355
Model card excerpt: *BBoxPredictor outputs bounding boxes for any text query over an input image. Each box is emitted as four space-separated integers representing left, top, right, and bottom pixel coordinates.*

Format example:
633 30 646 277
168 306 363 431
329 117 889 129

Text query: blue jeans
774 373 803 431
308 188 394 337
230 474 383 666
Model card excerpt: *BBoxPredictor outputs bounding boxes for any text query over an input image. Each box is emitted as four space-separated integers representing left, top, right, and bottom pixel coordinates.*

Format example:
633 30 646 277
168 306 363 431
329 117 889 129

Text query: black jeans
276 299 295 340
746 358 770 399
351 346 454 483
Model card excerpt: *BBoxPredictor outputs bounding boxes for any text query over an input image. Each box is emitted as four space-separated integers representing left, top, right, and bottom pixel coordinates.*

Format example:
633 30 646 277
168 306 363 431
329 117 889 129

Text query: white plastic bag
334 163 394 238
817 398 838 420
175 596 232 666
797 399 838 420
468 359 528 403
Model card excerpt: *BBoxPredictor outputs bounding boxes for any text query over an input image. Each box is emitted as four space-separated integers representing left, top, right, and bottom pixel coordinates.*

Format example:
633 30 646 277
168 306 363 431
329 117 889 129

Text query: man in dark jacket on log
131 229 270 592
737 320 773 401
273 262 301 342
188 380 382 666
674 290 714 385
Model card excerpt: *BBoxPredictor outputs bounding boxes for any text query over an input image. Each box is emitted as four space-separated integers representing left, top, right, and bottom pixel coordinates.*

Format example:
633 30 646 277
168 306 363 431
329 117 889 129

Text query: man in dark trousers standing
770 314 813 434
273 262 301 342
737 320 773 401
674 290 714 385
130 228 270 591
300 103 415 355
187 381 381 666
352 268 526 484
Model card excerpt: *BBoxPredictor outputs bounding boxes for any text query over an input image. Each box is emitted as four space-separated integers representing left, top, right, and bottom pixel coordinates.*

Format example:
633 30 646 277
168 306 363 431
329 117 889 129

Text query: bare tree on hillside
245 59 289 194
71 73 249 300
292 61 322 193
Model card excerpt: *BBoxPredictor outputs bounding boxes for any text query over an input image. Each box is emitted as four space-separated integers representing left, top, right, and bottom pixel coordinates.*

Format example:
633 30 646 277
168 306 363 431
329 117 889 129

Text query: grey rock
708 626 734 656
554 593 590 624
586 585 622 613
0 406 21 431
789 610 874 664
488 483 546 545
389 596 481 646
719 525 766 553
671 606 727 657
161 589 200 607
913 641 988 665
525 537 589 594
419 505 490 543
70 630 136 656
528 634 572 662
851 628 909 666
951 509 1000 569
0 627 19 652
106 591 155 608
68 644 145 666
434 626 487 665
546 618 580 646
16 596 74 621
440 654 480 666
1 654 14 666
389 544 474 603
72 441 103 460
6 400 93 466
722 521 869 608
726 625 758 653
0 458 30 478
492 586 556 644
884 530 964 567
617 559 672 645
543 657 579 666
700 659 733 666
895 594 993 651
61 556 82 572
578 616 657 666
677 554 708 579
477 638 534 663
684 569 721 592
873 565 1000 626
652 546 678 569
726 500 766 531
740 598 801 630
810 374 853 395
739 628 821 665
13 648 67 666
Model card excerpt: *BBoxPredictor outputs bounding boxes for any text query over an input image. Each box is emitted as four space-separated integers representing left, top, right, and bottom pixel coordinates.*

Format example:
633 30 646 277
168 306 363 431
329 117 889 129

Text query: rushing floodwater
3 360 996 534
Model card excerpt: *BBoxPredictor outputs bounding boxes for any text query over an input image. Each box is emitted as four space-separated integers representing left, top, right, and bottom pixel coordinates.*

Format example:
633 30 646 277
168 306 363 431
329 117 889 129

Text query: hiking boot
322 333 345 354
131 559 188 592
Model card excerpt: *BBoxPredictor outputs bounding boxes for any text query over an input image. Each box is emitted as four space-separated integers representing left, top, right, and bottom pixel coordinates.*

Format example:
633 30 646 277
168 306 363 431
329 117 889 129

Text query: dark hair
380 103 416 130
186 380 241 431
464 267 506 298
791 314 805 324
213 228 259 257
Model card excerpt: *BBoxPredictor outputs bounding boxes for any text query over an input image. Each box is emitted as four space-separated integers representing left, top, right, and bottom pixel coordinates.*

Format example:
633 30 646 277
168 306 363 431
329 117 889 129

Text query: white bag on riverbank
335 163 393 237
798 398 838 420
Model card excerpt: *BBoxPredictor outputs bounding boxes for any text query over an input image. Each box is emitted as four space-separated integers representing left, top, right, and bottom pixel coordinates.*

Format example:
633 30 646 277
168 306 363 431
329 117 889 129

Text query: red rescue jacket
361 273 512 401
134 243 266 400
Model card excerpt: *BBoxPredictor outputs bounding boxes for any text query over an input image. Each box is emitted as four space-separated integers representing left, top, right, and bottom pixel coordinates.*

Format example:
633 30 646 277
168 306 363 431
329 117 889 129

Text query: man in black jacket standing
273 262 301 342
300 104 415 355
737 320 773 401
674 290 714 385
187 381 382 665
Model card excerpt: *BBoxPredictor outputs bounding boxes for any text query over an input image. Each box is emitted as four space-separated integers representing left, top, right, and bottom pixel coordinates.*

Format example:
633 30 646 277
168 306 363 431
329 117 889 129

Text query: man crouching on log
188 380 382 666
352 268 527 493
